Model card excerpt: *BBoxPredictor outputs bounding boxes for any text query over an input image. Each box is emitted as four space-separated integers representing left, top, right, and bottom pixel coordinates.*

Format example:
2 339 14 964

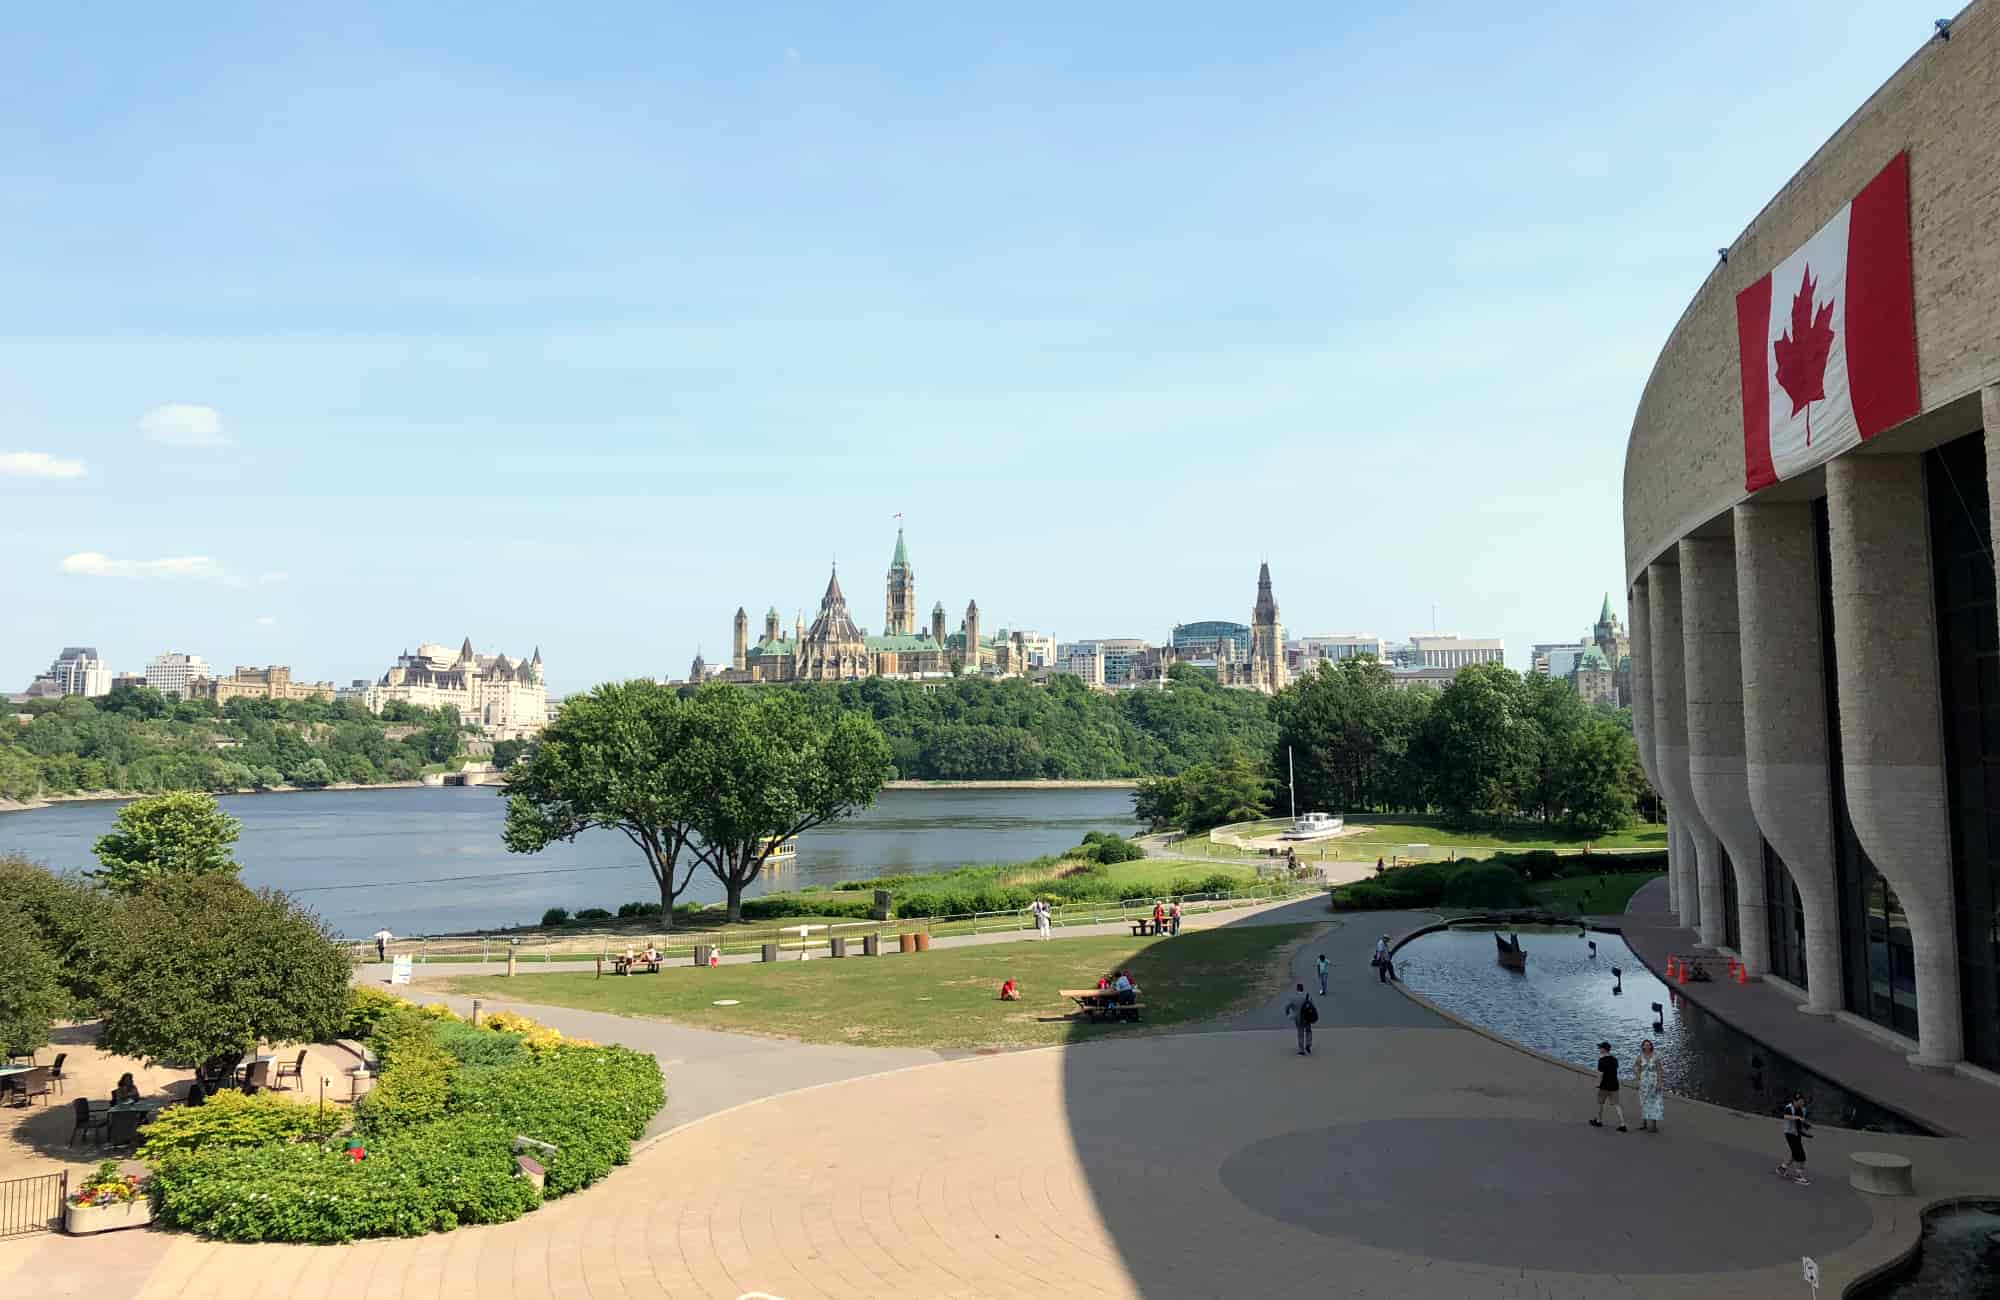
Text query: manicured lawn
1533 871 1666 915
450 923 1315 1049
1313 818 1665 856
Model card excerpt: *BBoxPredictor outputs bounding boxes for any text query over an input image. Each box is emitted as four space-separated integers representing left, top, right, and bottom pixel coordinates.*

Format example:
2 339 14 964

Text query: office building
143 652 212 699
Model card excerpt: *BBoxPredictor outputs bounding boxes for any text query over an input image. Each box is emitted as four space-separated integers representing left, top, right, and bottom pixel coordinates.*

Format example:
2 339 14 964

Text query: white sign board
391 955 413 985
1802 1256 1819 1290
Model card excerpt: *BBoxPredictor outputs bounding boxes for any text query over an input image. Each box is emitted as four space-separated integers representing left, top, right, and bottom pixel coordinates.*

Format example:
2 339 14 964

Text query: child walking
1775 1092 1812 1184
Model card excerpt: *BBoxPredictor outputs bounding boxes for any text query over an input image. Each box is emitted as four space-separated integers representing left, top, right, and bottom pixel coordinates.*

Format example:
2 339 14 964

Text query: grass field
1532 871 1666 915
450 923 1315 1049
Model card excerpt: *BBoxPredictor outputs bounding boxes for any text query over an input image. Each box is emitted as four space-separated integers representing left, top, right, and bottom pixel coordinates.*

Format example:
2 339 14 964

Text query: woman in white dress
1633 1038 1666 1132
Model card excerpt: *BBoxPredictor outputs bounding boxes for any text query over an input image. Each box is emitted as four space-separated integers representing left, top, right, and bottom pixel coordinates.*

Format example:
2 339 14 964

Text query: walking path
1616 876 2000 1140
7 892 1997 1298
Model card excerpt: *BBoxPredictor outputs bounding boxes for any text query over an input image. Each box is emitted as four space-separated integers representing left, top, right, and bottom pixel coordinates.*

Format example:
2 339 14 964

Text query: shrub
573 907 613 922
540 907 570 928
1329 881 1403 911
360 1012 456 1130
150 1112 539 1242
1438 862 1534 908
616 901 663 919
447 1044 664 1195
430 1019 527 1068
339 986 402 1039
136 1090 326 1159
1079 831 1146 864
481 1009 584 1057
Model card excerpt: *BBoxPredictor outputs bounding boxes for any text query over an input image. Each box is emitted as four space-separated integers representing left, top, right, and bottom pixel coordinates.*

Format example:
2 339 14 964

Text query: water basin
1396 923 1928 1134
1857 1201 2000 1298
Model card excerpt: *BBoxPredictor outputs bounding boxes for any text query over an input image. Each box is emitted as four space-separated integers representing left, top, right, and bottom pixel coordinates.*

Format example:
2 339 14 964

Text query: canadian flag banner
1736 151 1918 492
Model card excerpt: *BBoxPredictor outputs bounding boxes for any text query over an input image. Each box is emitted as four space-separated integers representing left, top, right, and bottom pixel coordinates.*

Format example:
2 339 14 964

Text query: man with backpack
1284 982 1319 1055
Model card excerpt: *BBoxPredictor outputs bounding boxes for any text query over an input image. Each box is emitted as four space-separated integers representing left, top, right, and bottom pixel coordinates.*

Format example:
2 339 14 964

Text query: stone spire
1250 562 1286 692
764 606 780 643
732 607 749 672
885 526 916 636
963 599 981 675
457 636 475 665
931 601 947 646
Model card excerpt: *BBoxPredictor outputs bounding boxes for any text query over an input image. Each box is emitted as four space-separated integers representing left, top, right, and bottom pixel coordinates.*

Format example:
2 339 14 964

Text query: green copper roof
1599 592 1615 624
746 637 791 658
864 633 939 653
891 527 909 569
1576 646 1611 671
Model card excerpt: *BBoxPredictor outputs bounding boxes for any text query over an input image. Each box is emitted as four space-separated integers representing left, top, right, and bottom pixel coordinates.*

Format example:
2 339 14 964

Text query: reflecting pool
1858 1202 2000 1298
1396 923 1928 1134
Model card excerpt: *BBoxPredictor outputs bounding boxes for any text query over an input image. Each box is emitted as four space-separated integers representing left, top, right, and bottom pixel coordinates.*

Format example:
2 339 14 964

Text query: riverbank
882 778 1139 790
0 780 429 815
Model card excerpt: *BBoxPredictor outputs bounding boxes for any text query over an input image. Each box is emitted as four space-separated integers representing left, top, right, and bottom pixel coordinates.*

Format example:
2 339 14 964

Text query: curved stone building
1622 4 2000 1074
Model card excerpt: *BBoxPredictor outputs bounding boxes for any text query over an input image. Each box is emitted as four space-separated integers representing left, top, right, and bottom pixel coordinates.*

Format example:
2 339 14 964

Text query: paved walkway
1616 877 2000 1140
6 896 1997 1298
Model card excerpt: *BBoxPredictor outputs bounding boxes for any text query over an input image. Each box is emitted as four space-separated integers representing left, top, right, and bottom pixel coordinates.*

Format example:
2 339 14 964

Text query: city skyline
0 3 1930 691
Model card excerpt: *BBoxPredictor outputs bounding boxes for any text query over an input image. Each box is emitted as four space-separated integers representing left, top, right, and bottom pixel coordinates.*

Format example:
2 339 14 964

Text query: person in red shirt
999 978 1020 1001
1152 901 1166 932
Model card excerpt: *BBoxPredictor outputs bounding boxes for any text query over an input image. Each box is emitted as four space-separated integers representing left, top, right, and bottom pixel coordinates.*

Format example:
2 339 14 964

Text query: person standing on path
1283 983 1318 1055
1776 1093 1812 1184
1588 1041 1627 1131
1633 1038 1665 1132
1316 953 1329 996
373 928 393 962
1373 935 1397 983
1030 899 1051 940
1169 900 1182 937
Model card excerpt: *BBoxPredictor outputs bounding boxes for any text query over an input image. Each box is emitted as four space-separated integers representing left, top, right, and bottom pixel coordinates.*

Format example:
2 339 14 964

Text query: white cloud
139 403 228 447
0 450 87 479
60 552 222 580
255 616 277 626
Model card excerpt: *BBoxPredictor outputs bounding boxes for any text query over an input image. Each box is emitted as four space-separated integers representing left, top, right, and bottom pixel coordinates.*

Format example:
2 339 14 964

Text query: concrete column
1825 455 1962 1067
1736 501 1843 1014
1680 534 1768 974
1648 561 1721 940
1629 580 1678 921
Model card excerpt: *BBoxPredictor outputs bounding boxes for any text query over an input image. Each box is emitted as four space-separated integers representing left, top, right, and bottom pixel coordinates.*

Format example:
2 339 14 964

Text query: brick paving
4 894 1996 1298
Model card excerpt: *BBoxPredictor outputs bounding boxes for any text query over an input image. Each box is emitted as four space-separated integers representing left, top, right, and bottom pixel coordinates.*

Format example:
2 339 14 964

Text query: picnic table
1059 988 1144 1023
1130 919 1166 937
613 954 662 975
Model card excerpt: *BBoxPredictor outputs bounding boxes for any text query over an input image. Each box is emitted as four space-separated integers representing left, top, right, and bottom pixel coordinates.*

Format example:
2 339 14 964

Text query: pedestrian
1169 900 1182 937
1316 952 1330 996
1030 898 1052 940
1283 982 1318 1055
1373 934 1397 983
373 927 393 962
1588 1041 1627 1132
1633 1038 1665 1132
1776 1092 1813 1184
1151 899 1165 934
1374 856 1385 877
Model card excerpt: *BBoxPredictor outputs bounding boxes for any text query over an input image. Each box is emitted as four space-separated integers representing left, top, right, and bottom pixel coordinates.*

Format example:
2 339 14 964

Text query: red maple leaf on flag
1772 264 1836 445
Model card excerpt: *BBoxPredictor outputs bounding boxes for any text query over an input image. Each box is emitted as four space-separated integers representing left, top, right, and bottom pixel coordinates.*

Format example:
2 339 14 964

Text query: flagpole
1288 746 1296 820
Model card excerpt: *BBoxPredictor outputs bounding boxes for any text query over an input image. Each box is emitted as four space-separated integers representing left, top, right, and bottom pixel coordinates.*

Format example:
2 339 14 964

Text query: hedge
148 1007 665 1243
1330 850 1666 911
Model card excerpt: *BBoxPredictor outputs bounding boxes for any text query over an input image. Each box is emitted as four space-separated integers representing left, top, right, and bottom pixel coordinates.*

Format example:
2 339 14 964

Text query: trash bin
862 933 881 956
760 943 779 963
829 936 848 958
898 932 916 954
693 944 714 967
914 932 931 953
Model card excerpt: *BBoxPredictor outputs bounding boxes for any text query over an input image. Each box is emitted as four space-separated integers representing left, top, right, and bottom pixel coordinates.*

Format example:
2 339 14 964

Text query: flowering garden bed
142 990 665 1243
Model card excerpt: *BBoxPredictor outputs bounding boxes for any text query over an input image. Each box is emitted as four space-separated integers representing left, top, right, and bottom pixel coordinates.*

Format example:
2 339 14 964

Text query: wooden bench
613 956 662 976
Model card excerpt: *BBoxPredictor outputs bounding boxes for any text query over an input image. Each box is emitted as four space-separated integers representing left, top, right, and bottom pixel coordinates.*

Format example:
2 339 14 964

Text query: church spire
1598 592 1616 625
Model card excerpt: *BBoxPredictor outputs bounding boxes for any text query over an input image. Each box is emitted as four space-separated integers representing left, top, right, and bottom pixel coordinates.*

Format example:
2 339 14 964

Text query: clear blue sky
0 3 1941 692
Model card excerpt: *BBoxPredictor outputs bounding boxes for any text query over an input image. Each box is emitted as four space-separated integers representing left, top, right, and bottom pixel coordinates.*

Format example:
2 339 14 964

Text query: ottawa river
0 785 1139 938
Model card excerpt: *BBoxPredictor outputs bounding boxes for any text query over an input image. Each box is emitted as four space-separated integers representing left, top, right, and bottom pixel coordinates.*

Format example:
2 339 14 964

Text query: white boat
1280 812 1345 841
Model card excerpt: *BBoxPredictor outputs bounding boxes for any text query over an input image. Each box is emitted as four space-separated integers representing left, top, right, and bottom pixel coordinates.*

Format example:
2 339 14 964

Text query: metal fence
342 878 1325 968
0 1172 67 1238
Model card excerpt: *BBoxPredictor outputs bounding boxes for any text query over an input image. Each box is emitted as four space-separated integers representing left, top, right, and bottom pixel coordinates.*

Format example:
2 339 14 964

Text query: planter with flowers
64 1161 154 1235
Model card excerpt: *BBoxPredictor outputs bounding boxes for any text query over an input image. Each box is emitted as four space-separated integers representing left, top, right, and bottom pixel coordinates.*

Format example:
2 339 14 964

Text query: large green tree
503 681 709 928
673 687 894 922
0 904 68 1058
91 791 243 892
93 875 350 1067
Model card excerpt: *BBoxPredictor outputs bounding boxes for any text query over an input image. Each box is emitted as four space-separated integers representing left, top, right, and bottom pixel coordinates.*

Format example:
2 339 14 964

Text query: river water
0 785 1139 938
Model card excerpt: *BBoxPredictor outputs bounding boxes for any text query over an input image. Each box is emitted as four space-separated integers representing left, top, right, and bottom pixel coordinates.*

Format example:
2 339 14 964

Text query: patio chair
15 1068 52 1107
69 1098 109 1146
274 1049 307 1090
48 1052 67 1094
184 1081 208 1107
240 1059 270 1092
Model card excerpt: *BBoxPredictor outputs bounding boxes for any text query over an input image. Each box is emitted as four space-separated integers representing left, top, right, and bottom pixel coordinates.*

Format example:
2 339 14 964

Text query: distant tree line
0 686 470 799
1136 658 1648 835
737 666 1280 781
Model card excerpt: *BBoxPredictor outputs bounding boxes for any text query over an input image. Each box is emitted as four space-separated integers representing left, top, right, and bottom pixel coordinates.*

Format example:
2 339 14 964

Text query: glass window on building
1763 839 1809 991
1925 429 2000 1069
1719 843 1740 953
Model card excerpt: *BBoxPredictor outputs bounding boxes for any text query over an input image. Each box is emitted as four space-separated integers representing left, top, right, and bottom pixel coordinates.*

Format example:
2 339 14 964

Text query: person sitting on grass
999 978 1020 1001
